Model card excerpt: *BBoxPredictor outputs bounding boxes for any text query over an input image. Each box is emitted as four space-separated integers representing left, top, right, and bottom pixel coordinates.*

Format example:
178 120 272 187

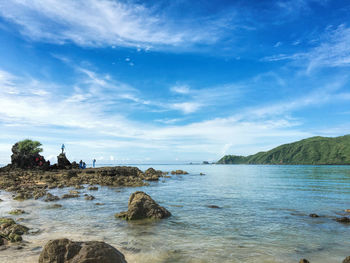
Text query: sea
1 164 350 262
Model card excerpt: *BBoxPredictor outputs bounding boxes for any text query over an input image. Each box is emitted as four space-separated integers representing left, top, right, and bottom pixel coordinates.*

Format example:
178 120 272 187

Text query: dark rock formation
84 194 95 200
299 259 310 263
45 193 60 202
57 153 71 169
88 186 98 191
38 238 127 263
10 143 49 169
115 191 171 220
8 209 26 215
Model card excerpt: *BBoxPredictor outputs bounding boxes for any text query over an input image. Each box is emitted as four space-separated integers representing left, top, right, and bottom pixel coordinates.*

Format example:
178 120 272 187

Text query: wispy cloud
262 24 350 72
0 0 226 49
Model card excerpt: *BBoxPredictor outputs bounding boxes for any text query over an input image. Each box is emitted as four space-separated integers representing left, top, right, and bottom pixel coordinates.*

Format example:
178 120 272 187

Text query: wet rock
343 256 350 263
200 173 205 175
299 259 310 263
13 192 32 201
69 190 80 195
8 209 26 215
171 170 188 175
47 204 62 209
61 194 79 199
44 193 60 202
0 217 29 243
88 186 98 191
336 217 350 223
207 205 221 209
75 185 84 189
309 213 319 218
95 203 104 205
345 209 350 213
38 238 127 263
115 191 171 220
84 194 95 200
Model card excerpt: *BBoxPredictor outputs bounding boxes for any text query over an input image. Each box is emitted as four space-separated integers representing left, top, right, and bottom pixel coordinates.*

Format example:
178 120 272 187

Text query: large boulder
115 191 171 220
38 238 127 263
57 153 71 169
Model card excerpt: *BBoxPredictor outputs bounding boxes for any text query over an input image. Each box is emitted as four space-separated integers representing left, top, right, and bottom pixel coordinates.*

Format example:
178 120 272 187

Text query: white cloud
0 0 223 49
263 24 350 72
170 85 191 94
170 102 202 114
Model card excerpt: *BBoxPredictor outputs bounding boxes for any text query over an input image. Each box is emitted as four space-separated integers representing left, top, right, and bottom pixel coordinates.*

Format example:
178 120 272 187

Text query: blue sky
0 0 350 164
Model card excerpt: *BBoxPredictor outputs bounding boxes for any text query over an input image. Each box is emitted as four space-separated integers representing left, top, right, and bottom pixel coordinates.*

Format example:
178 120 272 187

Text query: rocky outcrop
38 238 127 263
57 153 71 169
115 191 171 220
10 143 49 169
299 259 310 263
0 217 29 243
309 213 319 218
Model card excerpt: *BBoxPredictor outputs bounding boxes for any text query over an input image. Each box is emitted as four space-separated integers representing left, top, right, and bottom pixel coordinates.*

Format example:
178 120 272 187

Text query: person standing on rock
93 159 96 168
61 144 65 154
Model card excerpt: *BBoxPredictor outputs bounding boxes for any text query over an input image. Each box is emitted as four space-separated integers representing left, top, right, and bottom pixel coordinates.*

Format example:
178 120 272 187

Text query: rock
75 185 84 189
88 186 98 191
336 217 350 223
95 203 104 206
13 192 32 201
299 259 310 263
343 256 350 263
84 195 95 200
345 209 350 213
207 205 221 209
44 193 60 202
8 209 26 215
38 238 127 263
47 204 62 209
57 153 71 169
200 173 205 175
115 191 171 220
309 213 319 218
69 190 80 195
61 194 79 199
0 217 29 243
171 170 188 175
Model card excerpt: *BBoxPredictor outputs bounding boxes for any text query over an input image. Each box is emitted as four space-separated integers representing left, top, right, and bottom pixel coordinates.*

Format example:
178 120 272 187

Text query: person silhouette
93 159 96 168
61 144 65 154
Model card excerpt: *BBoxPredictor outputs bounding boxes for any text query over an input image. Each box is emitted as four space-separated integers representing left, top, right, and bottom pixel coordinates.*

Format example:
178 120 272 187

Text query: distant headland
217 135 350 165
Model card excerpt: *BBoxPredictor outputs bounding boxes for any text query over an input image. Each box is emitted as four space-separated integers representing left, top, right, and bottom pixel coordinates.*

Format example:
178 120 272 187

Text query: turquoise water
1 165 350 262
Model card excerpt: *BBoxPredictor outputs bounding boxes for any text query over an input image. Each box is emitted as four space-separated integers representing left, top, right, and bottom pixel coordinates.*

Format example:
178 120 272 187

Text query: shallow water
1 165 350 262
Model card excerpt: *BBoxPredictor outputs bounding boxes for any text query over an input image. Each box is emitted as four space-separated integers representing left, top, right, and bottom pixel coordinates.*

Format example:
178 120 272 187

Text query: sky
0 0 350 164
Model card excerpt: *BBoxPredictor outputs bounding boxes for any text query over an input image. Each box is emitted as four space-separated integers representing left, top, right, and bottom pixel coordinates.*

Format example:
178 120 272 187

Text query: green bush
17 139 43 155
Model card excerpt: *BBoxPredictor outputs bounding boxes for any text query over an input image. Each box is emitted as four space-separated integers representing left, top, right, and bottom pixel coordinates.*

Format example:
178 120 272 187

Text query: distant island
217 135 350 165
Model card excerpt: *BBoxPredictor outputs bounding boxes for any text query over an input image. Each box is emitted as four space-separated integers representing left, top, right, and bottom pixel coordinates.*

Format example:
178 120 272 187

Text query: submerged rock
88 186 98 191
170 170 188 175
61 194 79 199
207 205 221 209
8 209 26 215
335 217 350 223
309 213 319 218
44 193 60 202
115 191 171 220
84 194 95 200
46 204 62 209
299 259 310 263
38 238 127 263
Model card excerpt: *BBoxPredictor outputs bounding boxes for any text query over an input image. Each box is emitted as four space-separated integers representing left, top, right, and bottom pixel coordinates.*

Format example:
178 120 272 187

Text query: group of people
61 144 97 169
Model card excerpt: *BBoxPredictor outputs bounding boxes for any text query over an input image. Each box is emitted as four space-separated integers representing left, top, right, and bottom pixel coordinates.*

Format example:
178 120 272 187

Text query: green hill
217 135 350 165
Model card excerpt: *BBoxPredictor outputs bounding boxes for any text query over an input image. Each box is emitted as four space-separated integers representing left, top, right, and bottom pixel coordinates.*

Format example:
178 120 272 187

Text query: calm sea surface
1 165 350 262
